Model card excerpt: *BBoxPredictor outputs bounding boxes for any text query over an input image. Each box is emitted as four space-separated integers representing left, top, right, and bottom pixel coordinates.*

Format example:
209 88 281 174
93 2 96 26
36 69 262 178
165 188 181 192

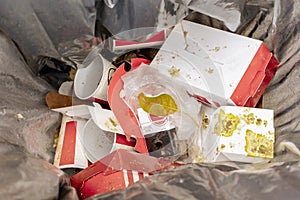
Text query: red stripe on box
59 121 77 166
127 171 134 185
115 31 165 46
116 133 136 147
230 43 279 107
138 172 144 180
88 97 108 105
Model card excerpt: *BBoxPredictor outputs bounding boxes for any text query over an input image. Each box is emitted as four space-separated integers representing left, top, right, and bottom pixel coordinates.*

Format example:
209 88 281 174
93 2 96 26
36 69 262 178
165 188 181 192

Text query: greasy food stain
214 109 240 137
245 129 274 159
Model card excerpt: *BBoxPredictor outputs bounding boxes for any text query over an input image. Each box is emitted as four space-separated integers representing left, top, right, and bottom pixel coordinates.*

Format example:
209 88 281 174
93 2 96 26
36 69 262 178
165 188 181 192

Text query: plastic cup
74 54 116 102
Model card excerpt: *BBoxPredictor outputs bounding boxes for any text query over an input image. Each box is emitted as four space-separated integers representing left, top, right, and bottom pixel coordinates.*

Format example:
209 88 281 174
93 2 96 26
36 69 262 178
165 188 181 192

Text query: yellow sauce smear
214 109 240 137
245 129 274 159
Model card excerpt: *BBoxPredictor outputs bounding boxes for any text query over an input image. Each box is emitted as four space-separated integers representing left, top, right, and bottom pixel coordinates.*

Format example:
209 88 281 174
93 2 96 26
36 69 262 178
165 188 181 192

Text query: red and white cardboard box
202 106 275 163
151 20 279 107
53 115 89 169
71 149 179 199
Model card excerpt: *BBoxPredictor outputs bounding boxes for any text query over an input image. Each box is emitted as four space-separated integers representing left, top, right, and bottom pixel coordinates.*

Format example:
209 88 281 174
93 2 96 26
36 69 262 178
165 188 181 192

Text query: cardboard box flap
231 43 279 106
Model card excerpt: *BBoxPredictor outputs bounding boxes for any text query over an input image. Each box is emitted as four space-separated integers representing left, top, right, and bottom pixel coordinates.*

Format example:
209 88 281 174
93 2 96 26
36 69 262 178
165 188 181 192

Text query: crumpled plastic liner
0 0 96 73
95 0 262 38
95 0 189 40
88 161 300 200
0 0 300 199
0 30 77 199
0 142 78 200
187 0 258 32
0 31 60 162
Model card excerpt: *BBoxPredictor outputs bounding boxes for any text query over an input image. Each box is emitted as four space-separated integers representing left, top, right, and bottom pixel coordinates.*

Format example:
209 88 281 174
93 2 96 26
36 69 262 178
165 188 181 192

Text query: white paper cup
74 54 116 102
79 119 135 163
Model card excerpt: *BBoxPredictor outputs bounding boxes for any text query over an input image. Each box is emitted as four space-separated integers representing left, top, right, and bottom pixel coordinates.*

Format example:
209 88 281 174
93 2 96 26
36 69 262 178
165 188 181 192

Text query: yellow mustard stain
263 120 268 127
245 129 274 159
256 118 262 126
168 66 180 78
202 111 210 130
214 109 240 137
243 113 255 124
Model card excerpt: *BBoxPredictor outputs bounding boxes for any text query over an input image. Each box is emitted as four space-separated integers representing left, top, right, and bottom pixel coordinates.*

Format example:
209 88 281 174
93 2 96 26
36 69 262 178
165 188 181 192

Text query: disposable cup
79 118 135 163
74 54 116 102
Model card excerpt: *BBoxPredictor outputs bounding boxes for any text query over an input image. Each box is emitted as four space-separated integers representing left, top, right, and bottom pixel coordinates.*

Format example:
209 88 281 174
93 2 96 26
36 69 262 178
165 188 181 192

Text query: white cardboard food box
202 106 275 163
151 20 279 107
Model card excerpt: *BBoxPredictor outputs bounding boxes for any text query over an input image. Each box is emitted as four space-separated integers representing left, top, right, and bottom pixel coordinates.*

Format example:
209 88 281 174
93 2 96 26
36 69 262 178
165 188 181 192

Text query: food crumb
168 66 180 78
206 68 214 74
16 113 24 119
220 144 226 150
214 46 221 52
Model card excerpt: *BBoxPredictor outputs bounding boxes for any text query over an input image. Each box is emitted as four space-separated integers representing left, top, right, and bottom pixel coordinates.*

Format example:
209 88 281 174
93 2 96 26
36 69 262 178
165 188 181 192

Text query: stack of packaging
48 20 279 199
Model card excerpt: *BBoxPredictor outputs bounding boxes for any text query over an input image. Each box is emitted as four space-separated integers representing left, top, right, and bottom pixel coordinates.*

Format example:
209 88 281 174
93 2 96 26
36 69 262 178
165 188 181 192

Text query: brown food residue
109 117 118 127
220 144 226 150
256 118 262 126
183 31 188 38
104 117 119 132
202 111 210 130
210 46 221 52
206 68 214 74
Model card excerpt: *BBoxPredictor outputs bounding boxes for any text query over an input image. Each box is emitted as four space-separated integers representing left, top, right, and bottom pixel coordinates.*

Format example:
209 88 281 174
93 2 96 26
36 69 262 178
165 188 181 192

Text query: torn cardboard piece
53 115 89 169
46 92 92 119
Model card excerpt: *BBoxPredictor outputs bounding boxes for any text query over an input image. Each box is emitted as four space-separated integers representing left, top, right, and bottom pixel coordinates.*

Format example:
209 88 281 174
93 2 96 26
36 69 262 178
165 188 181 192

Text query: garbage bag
0 0 96 72
89 162 300 200
0 30 59 162
0 142 78 200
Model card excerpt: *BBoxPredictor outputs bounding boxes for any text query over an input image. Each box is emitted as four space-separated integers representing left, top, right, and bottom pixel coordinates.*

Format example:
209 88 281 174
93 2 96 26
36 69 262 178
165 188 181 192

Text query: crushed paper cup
74 53 116 104
78 118 136 163
71 149 180 199
53 115 89 169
